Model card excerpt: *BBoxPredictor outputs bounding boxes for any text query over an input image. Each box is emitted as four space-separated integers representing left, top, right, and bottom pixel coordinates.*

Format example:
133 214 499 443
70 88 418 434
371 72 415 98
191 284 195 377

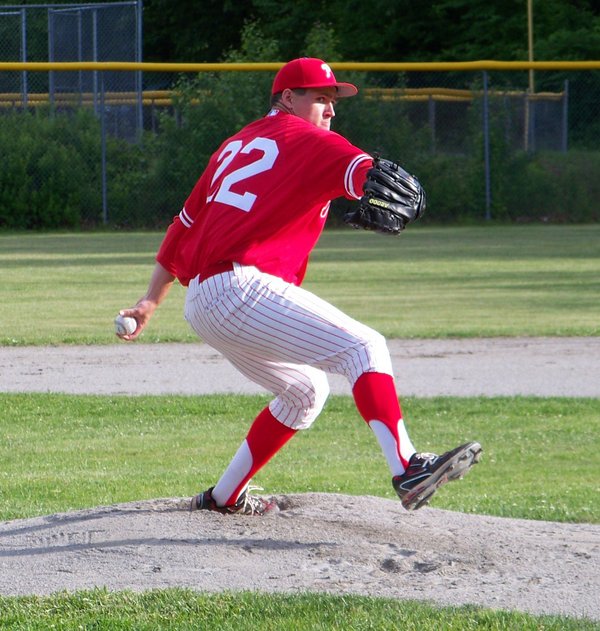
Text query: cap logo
321 63 333 79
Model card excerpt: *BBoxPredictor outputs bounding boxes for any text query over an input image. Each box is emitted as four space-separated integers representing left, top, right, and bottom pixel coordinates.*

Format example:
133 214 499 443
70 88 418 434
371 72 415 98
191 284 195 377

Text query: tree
143 0 252 62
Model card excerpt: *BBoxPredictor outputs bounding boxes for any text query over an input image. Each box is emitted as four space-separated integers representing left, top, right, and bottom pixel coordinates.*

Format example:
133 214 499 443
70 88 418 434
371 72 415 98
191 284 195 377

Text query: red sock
353 371 402 423
222 406 297 505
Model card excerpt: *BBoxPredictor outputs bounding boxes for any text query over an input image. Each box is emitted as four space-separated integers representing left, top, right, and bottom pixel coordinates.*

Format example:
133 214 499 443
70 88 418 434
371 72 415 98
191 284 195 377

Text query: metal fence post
100 71 108 224
77 9 83 106
20 8 27 108
136 0 143 139
92 8 99 116
483 71 491 221
562 80 569 153
47 8 54 111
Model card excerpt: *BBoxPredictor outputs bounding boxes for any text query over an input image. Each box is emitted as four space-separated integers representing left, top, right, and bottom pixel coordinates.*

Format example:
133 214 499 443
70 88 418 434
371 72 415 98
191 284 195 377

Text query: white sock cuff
368 419 416 476
212 439 253 505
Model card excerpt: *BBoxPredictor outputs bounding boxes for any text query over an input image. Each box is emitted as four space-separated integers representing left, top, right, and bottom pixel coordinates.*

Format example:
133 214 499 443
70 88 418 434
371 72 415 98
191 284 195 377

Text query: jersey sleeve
156 215 185 275
346 156 372 200
310 130 372 201
155 168 211 275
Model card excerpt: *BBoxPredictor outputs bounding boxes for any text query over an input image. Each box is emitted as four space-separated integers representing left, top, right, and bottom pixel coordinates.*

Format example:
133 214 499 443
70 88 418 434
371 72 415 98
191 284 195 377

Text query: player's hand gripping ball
114 314 137 336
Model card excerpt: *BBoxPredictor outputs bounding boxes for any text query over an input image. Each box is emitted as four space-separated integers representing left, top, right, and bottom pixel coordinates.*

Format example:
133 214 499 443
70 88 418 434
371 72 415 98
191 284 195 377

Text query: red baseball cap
272 58 358 98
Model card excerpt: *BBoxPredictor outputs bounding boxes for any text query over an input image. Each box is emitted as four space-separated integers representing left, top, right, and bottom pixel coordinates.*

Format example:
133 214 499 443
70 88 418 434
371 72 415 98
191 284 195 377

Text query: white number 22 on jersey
207 137 279 212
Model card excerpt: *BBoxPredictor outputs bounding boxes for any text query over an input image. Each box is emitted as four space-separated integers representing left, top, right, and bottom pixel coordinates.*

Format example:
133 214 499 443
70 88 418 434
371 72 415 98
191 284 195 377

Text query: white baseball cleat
190 485 279 516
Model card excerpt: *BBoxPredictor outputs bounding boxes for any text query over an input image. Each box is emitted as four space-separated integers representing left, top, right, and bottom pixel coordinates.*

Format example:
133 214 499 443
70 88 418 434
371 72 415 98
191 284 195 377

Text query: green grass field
1 589 596 631
1 393 598 524
0 225 598 344
1 226 598 629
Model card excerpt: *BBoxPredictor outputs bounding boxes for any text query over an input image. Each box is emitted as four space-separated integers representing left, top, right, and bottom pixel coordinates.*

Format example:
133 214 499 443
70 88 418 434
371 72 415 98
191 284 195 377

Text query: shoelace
414 452 437 467
240 495 268 515
237 485 268 515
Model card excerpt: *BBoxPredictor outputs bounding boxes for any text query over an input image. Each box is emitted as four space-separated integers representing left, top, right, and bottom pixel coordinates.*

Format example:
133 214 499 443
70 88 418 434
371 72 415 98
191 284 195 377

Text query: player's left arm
344 156 426 235
346 156 372 199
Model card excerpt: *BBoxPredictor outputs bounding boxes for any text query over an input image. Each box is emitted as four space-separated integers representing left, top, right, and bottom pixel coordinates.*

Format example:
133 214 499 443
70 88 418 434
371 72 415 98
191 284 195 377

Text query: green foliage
380 134 597 226
1 22 599 228
410 154 476 223
147 0 600 155
142 0 249 63
0 110 101 229
303 21 342 60
489 150 600 223
335 82 418 157
138 0 600 67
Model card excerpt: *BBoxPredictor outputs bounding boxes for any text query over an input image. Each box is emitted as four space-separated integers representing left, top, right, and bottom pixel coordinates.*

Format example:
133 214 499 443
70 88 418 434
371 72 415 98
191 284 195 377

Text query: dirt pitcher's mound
0 494 598 620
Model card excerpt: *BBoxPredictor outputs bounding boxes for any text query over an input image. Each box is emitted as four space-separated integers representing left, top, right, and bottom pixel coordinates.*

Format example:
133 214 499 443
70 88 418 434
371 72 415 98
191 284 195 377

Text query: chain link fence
0 2 142 134
0 9 598 228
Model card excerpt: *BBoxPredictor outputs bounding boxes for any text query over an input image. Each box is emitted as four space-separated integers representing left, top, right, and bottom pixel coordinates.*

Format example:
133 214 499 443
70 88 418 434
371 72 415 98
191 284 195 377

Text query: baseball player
118 57 481 515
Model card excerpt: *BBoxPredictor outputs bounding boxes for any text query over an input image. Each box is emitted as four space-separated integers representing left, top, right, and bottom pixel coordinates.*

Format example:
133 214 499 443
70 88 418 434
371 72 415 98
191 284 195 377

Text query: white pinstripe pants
184 263 394 430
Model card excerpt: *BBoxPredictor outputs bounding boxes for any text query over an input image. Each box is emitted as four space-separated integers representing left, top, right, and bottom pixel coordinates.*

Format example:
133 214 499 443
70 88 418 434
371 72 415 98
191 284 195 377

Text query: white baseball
114 314 137 335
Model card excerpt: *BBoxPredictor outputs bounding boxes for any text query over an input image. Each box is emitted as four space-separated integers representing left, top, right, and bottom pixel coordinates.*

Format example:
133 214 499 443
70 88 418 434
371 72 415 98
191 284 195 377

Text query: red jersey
157 109 372 286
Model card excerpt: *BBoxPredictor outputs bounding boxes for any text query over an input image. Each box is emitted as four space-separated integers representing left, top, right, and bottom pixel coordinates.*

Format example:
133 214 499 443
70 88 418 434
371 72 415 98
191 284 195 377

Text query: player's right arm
118 262 175 340
155 215 186 277
117 211 185 340
118 197 193 340
118 161 214 340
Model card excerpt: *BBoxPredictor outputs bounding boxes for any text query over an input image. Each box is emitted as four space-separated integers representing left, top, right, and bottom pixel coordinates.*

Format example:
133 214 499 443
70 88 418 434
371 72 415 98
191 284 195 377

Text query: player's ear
281 88 294 108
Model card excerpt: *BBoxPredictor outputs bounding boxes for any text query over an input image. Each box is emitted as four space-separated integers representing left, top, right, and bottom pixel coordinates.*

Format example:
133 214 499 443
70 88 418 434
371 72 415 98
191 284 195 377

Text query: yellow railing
0 90 172 107
0 87 567 109
0 60 599 72
365 87 565 102
0 60 588 107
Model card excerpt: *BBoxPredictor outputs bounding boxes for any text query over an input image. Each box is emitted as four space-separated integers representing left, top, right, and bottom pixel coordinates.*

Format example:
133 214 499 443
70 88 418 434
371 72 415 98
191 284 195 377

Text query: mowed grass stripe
1 393 598 524
0 225 598 344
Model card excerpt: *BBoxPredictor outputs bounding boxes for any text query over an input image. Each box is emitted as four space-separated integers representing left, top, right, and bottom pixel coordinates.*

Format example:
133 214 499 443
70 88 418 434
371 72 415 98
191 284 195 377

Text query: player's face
289 88 337 130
